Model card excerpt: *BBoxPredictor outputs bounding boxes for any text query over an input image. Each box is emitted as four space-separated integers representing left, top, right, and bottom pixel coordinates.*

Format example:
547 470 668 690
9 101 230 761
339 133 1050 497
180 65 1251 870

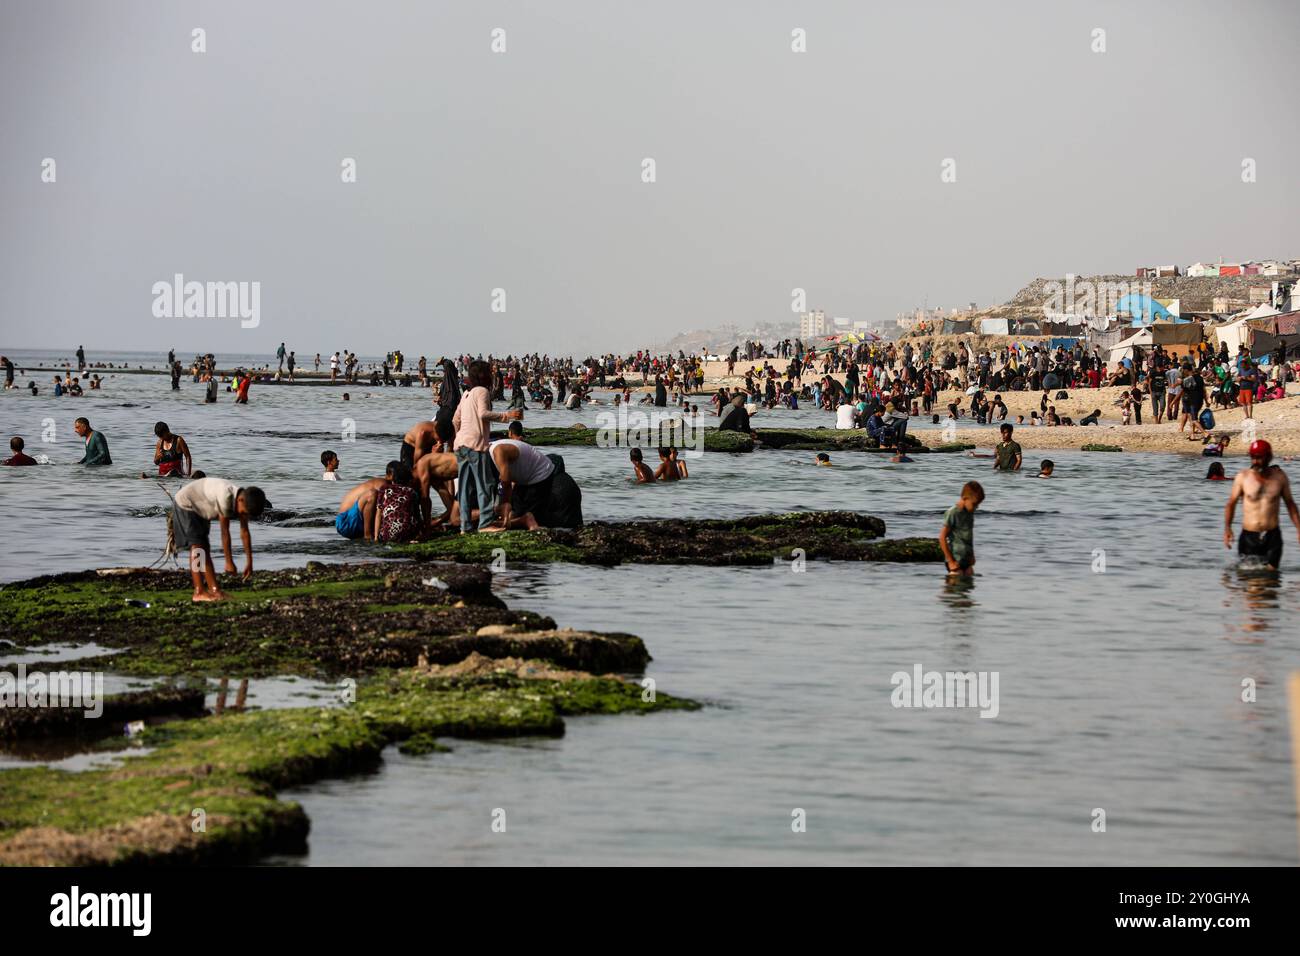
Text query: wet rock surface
0 563 656 678
492 426 925 453
0 687 205 740
0 669 697 866
402 511 943 566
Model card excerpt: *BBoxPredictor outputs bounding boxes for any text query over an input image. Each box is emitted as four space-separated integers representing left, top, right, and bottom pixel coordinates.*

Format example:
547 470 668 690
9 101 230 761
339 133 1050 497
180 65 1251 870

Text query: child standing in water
321 450 340 480
939 481 984 576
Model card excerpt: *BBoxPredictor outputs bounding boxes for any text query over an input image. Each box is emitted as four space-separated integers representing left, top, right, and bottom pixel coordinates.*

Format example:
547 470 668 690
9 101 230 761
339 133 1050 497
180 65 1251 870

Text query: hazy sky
2 0 1297 358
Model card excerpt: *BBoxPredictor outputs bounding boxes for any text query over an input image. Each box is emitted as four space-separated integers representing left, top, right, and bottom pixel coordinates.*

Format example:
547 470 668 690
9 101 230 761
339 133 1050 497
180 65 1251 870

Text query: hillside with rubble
980 273 1280 322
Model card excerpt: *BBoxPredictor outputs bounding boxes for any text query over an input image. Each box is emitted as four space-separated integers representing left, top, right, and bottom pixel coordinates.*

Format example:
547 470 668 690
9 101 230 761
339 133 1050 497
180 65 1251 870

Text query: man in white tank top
487 432 556 531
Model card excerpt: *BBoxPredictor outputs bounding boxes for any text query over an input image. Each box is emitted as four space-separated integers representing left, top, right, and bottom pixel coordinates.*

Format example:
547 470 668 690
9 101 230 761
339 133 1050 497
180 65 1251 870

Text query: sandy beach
691 360 1300 455
921 385 1300 455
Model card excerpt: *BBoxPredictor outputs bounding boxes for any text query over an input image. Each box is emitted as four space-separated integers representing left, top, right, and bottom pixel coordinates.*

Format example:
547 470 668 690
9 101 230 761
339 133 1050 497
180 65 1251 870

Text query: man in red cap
1224 439 1300 570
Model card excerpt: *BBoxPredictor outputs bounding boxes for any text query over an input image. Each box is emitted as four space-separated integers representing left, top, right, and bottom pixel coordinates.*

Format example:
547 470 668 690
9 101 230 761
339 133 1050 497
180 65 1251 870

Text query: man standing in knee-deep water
452 360 521 533
1224 439 1300 570
74 417 111 466
171 476 270 601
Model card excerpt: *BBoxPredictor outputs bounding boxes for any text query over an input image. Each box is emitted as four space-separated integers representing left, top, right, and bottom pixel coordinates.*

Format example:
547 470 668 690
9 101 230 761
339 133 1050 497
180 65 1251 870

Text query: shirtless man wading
1223 439 1300 570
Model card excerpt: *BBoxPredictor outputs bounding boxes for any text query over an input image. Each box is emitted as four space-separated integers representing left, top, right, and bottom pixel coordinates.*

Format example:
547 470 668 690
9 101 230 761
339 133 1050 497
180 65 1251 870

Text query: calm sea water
3 349 1297 864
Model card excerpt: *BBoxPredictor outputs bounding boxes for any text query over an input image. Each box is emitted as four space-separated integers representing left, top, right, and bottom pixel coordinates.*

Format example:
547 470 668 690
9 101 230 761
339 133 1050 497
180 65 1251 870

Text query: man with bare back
401 420 440 470
1223 440 1300 570
414 449 458 527
336 465 398 540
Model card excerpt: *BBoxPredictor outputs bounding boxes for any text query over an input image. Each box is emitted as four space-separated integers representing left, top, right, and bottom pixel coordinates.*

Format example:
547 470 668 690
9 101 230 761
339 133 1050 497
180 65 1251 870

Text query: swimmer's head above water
816 453 831 466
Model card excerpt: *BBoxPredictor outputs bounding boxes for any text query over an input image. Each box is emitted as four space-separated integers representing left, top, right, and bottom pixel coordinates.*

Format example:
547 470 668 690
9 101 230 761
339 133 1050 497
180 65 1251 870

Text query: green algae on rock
1081 444 1124 452
492 425 753 452
0 669 698 866
0 686 205 740
425 626 649 673
749 429 923 451
0 563 649 679
494 425 921 453
397 733 452 755
399 511 943 566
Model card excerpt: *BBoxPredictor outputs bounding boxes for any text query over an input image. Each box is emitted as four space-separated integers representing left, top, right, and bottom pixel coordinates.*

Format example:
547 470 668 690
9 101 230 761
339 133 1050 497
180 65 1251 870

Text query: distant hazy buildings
799 310 827 339
1134 265 1181 279
1184 259 1296 278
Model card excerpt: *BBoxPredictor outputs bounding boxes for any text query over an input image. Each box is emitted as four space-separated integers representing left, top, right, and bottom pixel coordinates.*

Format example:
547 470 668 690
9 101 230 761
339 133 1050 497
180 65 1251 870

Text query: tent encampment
1109 322 1202 365
1108 328 1150 366
1214 317 1252 357
1219 309 1300 359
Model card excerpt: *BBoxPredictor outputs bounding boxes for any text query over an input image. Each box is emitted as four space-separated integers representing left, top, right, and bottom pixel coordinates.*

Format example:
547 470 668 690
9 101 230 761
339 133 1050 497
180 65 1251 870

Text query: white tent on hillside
1240 303 1280 321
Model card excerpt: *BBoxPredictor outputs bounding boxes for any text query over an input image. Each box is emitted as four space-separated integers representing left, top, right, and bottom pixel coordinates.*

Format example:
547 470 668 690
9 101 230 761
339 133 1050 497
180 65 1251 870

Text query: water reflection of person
213 677 249 714
1220 569 1281 641
941 573 977 611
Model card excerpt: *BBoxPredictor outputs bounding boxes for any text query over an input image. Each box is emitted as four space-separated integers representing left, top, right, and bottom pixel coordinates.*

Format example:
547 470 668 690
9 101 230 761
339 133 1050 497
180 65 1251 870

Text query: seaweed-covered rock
491 426 753 452
0 686 205 740
0 669 698 866
0 564 563 678
399 511 941 566
491 426 924 453
423 628 649 674
750 429 923 451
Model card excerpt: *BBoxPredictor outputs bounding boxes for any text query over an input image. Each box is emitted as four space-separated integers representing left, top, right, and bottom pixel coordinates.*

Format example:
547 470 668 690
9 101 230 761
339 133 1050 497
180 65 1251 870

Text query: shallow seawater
4 350 1297 864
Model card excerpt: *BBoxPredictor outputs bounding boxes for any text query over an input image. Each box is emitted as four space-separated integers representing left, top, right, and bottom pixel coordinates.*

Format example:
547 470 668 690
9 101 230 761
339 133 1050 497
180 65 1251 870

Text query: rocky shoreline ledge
0 562 695 865
233 425 972 455
397 511 943 565
0 510 935 865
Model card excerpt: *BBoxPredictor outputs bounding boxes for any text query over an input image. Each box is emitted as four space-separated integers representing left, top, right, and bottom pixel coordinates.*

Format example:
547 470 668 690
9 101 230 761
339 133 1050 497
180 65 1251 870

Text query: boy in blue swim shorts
335 466 395 539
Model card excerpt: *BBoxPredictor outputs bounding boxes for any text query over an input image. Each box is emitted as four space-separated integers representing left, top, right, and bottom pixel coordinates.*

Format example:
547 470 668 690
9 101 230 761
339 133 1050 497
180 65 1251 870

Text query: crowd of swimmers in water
4 342 1299 599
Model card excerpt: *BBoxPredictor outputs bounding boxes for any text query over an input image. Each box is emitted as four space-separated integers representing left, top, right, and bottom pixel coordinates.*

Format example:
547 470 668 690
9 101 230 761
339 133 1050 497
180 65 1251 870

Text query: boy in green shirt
939 480 985 576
